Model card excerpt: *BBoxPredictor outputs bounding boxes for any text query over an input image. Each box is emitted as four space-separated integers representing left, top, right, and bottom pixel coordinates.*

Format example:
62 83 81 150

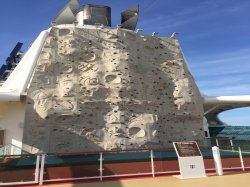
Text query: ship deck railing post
35 155 41 183
216 138 219 146
150 150 155 177
230 139 234 151
39 154 46 185
99 152 103 181
238 147 245 171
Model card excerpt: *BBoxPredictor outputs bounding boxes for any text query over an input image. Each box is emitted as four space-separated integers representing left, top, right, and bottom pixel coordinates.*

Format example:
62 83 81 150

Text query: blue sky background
0 0 249 125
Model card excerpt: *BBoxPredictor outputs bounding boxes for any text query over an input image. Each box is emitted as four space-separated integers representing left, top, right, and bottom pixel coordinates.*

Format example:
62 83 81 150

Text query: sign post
173 141 206 179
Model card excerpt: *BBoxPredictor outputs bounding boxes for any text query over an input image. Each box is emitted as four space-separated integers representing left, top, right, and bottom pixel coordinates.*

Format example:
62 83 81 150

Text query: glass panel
200 147 215 170
206 139 217 146
0 145 11 155
0 155 37 183
0 147 5 155
12 146 22 155
102 151 151 176
43 153 100 181
0 145 29 156
218 139 231 147
240 146 250 167
204 138 212 146
233 140 250 147
153 149 179 173
220 148 241 169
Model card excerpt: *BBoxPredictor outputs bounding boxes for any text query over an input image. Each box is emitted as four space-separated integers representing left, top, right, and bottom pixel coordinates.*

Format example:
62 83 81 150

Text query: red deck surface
2 157 250 185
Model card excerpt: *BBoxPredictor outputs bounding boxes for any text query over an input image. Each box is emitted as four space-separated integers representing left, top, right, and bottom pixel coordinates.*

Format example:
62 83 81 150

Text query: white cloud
192 48 250 66
139 0 250 32
200 84 250 96
197 76 250 89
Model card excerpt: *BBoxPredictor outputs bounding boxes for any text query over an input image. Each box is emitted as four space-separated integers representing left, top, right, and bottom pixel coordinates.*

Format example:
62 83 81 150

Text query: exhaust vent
83 4 111 26
120 5 139 31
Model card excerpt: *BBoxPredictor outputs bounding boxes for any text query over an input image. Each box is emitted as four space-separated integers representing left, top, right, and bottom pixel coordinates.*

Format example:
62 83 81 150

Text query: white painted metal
39 154 46 186
204 105 219 115
0 30 49 101
203 95 250 104
176 157 207 179
0 181 38 186
76 11 84 25
150 150 155 177
2 150 249 186
0 92 20 101
230 139 234 151
0 155 40 186
56 24 109 30
99 152 103 181
215 138 219 146
54 6 76 25
212 146 223 176
173 142 206 179
53 0 80 25
35 155 41 183
238 147 245 171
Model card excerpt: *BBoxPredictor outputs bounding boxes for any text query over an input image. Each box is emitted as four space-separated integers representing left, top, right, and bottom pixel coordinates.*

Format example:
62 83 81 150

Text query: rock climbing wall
22 26 204 153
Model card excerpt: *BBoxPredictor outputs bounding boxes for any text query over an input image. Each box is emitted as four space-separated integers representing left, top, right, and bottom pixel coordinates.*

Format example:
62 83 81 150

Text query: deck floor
47 172 250 187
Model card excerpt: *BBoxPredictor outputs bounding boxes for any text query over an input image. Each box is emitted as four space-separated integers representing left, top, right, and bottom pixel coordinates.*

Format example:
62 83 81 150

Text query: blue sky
0 0 249 125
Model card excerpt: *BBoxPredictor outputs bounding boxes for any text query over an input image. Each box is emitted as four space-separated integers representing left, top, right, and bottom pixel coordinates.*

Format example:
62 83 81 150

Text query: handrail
2 144 250 158
0 143 21 149
3 135 250 157
209 137 250 141
0 146 249 186
0 147 175 157
0 143 30 156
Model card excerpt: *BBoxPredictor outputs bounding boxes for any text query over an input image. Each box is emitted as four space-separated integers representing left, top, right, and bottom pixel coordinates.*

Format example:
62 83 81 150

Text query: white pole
11 145 14 155
238 147 245 171
99 152 103 181
230 139 234 151
39 154 45 185
212 146 223 176
150 150 155 177
215 138 219 146
35 155 40 183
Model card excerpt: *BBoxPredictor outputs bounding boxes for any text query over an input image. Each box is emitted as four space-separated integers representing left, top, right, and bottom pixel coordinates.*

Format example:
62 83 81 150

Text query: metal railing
206 137 250 149
0 154 40 186
1 146 250 186
0 144 29 155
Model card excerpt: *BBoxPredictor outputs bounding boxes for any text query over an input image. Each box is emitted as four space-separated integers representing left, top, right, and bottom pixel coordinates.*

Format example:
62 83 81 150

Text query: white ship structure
0 0 249 154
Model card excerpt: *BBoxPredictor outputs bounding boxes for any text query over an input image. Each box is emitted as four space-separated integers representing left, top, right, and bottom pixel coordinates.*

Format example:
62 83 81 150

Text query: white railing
0 155 40 186
0 147 250 186
0 144 28 155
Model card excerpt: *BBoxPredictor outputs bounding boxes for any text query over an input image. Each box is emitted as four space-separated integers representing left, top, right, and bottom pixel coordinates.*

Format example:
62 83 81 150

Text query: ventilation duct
83 4 111 26
120 5 139 31
53 0 80 25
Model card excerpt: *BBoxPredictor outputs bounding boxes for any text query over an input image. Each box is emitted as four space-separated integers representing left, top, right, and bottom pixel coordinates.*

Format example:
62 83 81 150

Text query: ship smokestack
83 4 111 26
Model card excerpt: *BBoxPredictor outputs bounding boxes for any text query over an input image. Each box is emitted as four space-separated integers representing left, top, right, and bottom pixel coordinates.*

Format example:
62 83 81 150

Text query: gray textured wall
22 27 204 153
